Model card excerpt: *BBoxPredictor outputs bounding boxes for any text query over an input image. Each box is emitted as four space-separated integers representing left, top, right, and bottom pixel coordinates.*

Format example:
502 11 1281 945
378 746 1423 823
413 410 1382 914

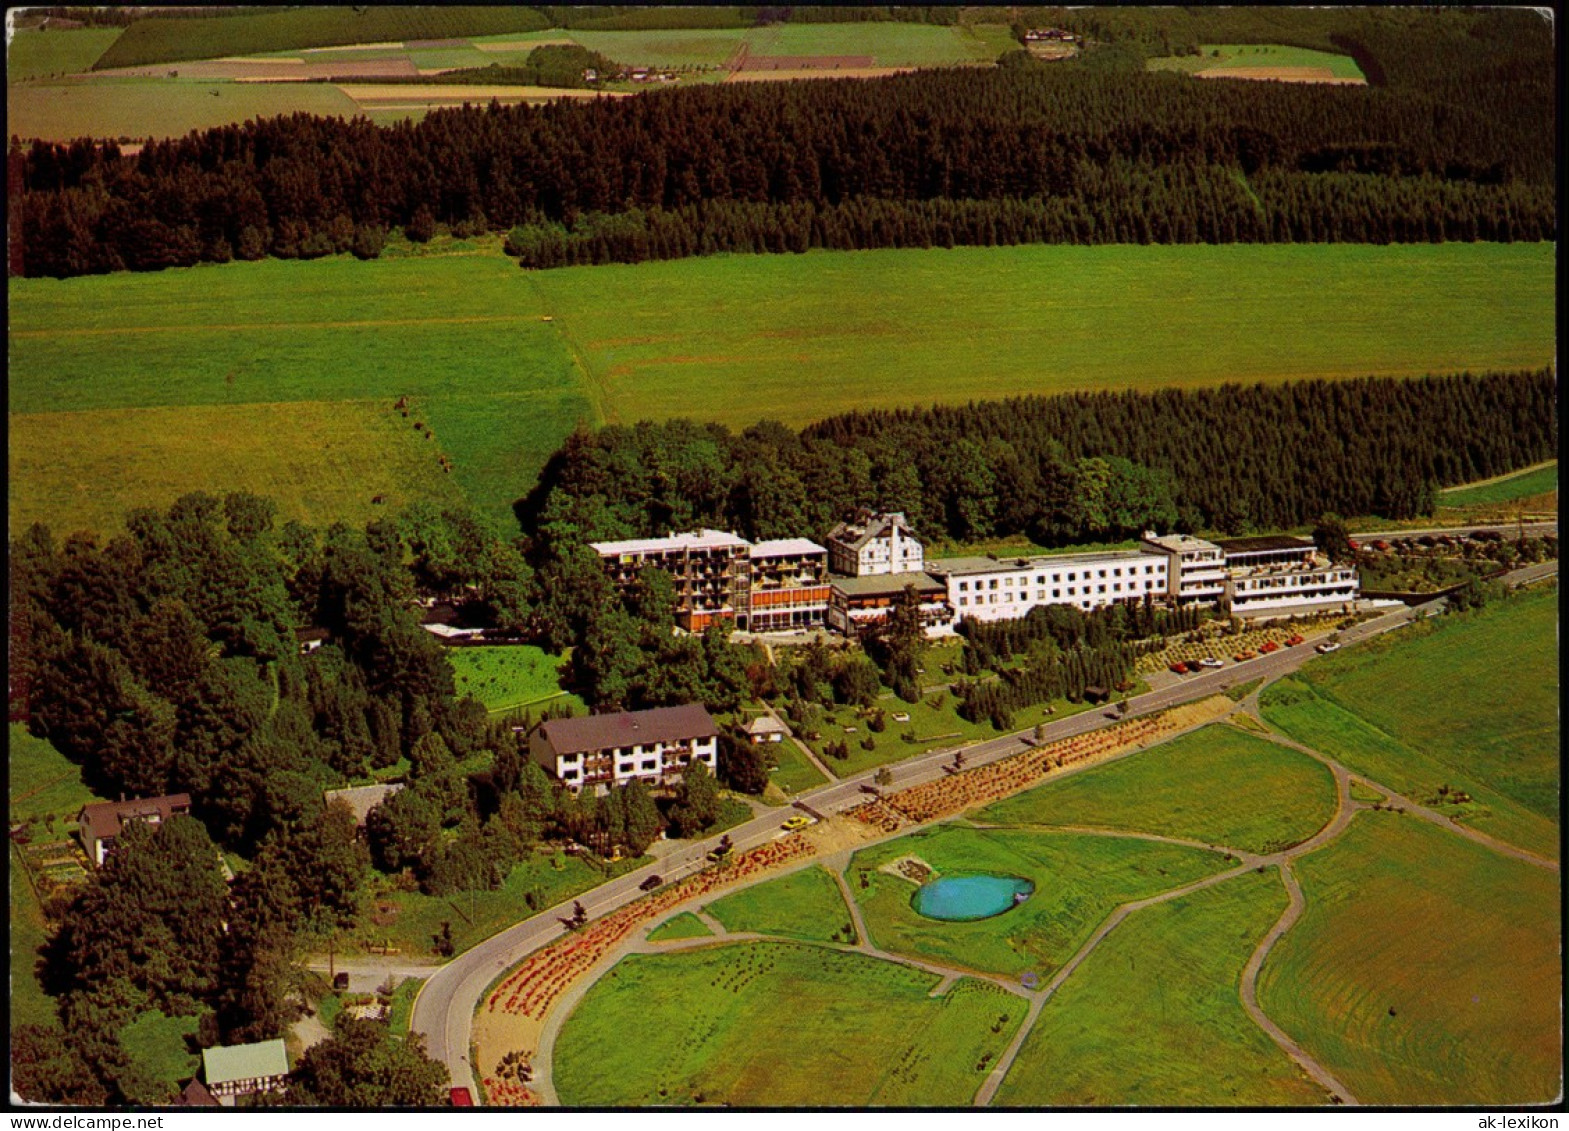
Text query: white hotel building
927 550 1170 623
1216 535 1361 614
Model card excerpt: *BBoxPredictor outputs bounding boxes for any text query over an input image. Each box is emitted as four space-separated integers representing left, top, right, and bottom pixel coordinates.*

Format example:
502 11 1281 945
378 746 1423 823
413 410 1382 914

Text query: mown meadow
10 240 1553 538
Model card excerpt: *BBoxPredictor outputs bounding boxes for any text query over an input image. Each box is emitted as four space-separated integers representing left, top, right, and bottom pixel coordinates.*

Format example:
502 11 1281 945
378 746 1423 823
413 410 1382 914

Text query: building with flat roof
529 703 719 792
1140 532 1228 604
1217 535 1360 614
929 549 1169 624
592 529 752 633
77 794 193 869
202 1039 290 1105
828 572 954 638
747 538 831 632
825 510 924 578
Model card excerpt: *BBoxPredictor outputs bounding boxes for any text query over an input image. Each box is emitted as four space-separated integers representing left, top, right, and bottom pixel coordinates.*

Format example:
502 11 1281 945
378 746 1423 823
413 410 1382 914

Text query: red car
450 1087 474 1107
1259 640 1280 654
1285 635 1305 647
1168 661 1189 674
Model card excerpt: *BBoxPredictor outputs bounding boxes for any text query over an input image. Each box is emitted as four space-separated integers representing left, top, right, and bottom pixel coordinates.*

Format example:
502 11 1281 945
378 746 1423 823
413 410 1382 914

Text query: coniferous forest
8 6 1554 277
520 370 1558 551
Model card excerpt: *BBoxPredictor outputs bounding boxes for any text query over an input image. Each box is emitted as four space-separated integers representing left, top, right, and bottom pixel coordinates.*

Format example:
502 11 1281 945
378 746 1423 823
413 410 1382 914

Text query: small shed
177 1078 220 1107
744 716 790 745
1083 685 1111 705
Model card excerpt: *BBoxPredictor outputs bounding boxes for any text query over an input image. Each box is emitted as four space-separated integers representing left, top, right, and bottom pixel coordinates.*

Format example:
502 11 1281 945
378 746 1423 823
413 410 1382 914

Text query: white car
1197 657 1224 669
1316 641 1341 654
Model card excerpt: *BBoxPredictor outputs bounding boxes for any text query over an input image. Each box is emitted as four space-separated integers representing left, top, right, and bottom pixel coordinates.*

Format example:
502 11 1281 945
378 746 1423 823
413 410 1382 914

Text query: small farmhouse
77 794 193 868
202 1038 290 1105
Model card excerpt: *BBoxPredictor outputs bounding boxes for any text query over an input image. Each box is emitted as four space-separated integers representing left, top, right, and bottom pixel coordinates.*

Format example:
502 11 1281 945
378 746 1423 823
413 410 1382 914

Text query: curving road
411 554 1556 1102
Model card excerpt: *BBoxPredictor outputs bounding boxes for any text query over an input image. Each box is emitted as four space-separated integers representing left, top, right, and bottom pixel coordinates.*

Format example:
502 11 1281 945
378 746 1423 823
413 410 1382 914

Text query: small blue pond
911 873 1035 922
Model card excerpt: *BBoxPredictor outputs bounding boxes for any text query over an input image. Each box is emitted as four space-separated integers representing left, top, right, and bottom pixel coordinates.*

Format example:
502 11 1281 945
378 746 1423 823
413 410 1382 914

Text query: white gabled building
825 510 924 577
529 703 719 793
1140 531 1229 604
928 550 1170 623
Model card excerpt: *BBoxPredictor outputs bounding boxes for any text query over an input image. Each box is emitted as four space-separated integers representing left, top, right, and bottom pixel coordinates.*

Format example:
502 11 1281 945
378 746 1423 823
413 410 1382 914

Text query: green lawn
848 826 1229 981
1258 813 1561 1105
704 865 853 944
1259 588 1559 858
9 249 590 533
766 739 828 795
1148 43 1366 80
5 28 124 81
646 912 713 942
6 76 363 143
976 724 1337 854
995 869 1325 1106
8 724 99 824
9 844 58 1032
118 1010 202 1102
532 242 1555 432
447 645 576 713
387 977 420 1038
1438 461 1557 507
372 850 645 957
555 941 1025 1105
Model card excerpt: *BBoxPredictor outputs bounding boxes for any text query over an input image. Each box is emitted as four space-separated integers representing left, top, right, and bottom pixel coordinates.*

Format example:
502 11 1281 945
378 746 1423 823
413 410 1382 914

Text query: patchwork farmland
10 240 1551 537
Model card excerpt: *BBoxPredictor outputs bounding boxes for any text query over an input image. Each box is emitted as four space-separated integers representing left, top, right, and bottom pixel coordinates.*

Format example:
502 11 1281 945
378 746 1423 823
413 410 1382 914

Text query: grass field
374 851 644 957
554 941 1025 1105
447 645 576 713
704 865 853 943
646 912 713 942
8 724 99 825
9 400 469 538
1257 813 1561 1104
6 77 363 142
11 242 1552 538
995 869 1325 1106
976 725 1337 854
5 28 124 81
1259 588 1558 858
1438 461 1557 507
532 242 1555 431
1148 43 1366 80
9 250 590 534
766 740 828 795
9 844 57 1032
387 977 420 1038
849 826 1229 980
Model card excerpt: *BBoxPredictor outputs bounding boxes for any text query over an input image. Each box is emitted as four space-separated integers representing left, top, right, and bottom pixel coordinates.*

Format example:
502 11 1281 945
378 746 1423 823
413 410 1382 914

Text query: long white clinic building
927 550 1171 623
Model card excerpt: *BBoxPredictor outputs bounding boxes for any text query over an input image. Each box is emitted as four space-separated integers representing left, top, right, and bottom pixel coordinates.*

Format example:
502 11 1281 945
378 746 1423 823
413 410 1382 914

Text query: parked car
332 972 350 992
450 1088 474 1107
782 815 811 831
638 874 663 892
1316 641 1341 654
1285 635 1305 647
1259 640 1280 654
1168 661 1189 674
1197 657 1224 669
1233 651 1258 662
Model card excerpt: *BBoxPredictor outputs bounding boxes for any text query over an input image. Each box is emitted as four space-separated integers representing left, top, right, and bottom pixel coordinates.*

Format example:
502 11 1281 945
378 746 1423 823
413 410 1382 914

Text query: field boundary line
9 313 545 338
524 274 615 426
1239 863 1358 1105
1439 458 1557 496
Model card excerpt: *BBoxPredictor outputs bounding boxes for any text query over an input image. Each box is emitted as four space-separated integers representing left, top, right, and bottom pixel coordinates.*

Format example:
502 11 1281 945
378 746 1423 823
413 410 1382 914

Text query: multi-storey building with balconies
825 510 924 577
591 529 752 633
1217 535 1361 614
1140 531 1230 605
529 703 719 793
747 537 831 631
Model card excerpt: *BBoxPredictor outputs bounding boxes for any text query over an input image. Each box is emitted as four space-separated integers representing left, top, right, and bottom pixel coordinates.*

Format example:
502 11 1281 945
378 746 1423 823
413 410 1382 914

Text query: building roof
203 1039 289 1087
179 1078 220 1107
927 549 1158 577
77 795 192 843
826 511 912 553
591 529 749 556
750 538 827 558
1141 532 1222 554
323 782 405 827
744 715 790 736
537 704 719 756
293 626 331 643
830 572 946 598
1215 535 1316 555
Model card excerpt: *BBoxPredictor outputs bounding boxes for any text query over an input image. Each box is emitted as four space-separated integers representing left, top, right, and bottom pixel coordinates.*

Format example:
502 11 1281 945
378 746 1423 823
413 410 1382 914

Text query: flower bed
852 706 1215 828
481 1078 542 1106
483 834 817 1022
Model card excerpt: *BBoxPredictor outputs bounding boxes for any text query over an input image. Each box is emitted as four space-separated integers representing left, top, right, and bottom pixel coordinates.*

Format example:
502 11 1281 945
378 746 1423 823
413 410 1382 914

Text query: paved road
1352 520 1555 541
411 557 1556 1101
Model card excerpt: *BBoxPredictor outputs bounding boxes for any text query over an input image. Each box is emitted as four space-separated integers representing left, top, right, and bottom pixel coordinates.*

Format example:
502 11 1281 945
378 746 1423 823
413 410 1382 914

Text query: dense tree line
328 45 622 90
954 642 1135 730
959 598 1205 671
11 7 1552 278
519 371 1556 556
